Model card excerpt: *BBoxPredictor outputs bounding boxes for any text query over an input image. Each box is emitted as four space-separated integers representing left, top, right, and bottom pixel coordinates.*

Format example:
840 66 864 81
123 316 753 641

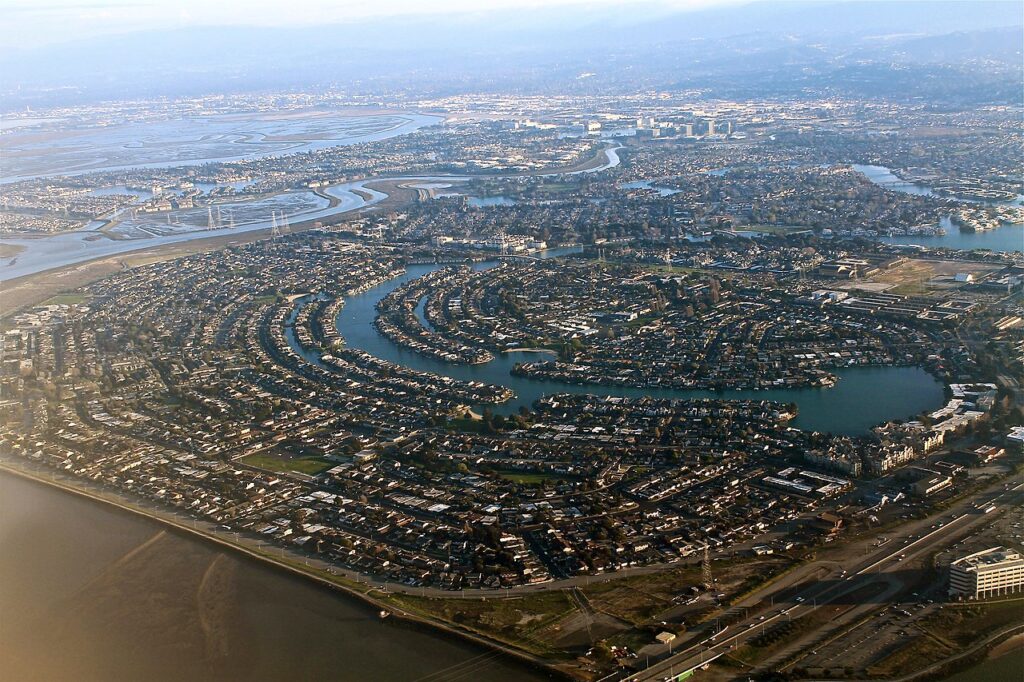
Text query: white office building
949 547 1024 599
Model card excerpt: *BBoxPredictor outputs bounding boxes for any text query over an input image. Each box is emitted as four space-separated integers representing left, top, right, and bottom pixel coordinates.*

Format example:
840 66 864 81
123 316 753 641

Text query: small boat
379 610 391 620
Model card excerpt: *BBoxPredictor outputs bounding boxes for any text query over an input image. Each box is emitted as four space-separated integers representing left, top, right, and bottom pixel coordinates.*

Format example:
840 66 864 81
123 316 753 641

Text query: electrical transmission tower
270 211 281 241
702 545 714 588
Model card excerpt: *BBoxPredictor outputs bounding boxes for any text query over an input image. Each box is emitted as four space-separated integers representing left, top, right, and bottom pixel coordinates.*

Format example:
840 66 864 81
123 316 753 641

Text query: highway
5 454 1020 682
623 474 1024 681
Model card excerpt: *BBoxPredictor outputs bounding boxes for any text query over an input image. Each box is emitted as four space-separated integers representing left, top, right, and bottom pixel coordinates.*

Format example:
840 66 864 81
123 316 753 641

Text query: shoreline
911 624 1024 682
0 460 570 680
0 111 447 185
985 631 1024 660
0 191 374 318
0 144 622 318
1 419 1015 680
0 451 720 593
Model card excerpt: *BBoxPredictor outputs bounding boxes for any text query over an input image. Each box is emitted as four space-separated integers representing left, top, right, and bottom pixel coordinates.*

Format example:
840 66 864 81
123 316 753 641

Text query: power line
702 545 713 589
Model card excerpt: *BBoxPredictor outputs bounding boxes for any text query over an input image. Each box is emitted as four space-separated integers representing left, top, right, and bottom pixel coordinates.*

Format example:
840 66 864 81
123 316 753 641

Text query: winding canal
854 164 1024 206
326 250 945 436
0 146 621 282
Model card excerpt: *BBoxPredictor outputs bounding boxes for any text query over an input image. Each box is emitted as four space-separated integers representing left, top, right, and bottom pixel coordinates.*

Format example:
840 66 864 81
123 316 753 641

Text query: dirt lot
835 258 1006 295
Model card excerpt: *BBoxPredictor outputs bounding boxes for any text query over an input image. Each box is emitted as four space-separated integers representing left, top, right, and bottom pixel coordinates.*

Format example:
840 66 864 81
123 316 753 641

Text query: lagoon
882 220 1023 254
854 165 1023 253
333 254 945 436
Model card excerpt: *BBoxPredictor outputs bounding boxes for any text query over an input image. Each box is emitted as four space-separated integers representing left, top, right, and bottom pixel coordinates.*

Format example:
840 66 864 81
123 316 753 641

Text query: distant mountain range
1 0 1020 108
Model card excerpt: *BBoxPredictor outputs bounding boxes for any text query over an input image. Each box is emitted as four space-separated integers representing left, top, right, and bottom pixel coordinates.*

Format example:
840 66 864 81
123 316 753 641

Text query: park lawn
535 182 578 194
496 470 573 485
444 416 491 434
240 452 334 475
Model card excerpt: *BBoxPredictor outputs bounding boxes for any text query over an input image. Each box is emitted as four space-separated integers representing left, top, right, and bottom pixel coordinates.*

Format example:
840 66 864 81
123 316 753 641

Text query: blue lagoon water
334 255 945 436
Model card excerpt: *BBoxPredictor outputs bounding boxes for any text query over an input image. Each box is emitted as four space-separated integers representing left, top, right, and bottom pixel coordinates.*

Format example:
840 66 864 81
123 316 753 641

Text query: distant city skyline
2 0 1018 109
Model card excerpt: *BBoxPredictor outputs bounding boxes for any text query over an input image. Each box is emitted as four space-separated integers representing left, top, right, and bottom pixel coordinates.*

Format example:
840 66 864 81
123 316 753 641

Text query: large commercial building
949 547 1024 599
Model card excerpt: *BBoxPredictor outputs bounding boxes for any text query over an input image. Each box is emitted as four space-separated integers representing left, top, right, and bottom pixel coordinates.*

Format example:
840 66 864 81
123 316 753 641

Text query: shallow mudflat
0 472 548 682
0 111 440 182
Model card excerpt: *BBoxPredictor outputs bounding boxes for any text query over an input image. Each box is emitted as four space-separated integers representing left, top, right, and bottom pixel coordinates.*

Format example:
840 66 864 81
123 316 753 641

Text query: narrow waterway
854 164 1024 254
0 471 551 682
331 252 945 436
0 145 623 282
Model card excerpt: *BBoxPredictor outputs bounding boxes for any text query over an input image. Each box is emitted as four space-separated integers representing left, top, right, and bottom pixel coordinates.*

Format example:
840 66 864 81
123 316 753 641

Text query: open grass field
581 566 702 626
41 293 92 306
496 470 576 485
239 452 334 476
534 182 578 194
387 590 579 658
920 599 1024 648
867 633 956 678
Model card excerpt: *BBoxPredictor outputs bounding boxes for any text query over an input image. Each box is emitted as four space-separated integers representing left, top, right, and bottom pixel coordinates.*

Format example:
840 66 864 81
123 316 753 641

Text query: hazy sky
1 0 746 49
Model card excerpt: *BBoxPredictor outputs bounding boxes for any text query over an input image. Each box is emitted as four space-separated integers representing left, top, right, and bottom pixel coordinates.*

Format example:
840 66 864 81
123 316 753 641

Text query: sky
0 0 745 49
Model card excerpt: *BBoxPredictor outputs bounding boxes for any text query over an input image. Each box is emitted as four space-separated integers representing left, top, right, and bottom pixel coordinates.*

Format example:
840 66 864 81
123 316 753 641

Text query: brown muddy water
0 472 551 682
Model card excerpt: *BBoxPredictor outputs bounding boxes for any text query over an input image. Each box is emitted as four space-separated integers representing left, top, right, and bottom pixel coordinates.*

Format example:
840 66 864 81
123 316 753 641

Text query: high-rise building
705 119 717 136
949 547 1024 598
